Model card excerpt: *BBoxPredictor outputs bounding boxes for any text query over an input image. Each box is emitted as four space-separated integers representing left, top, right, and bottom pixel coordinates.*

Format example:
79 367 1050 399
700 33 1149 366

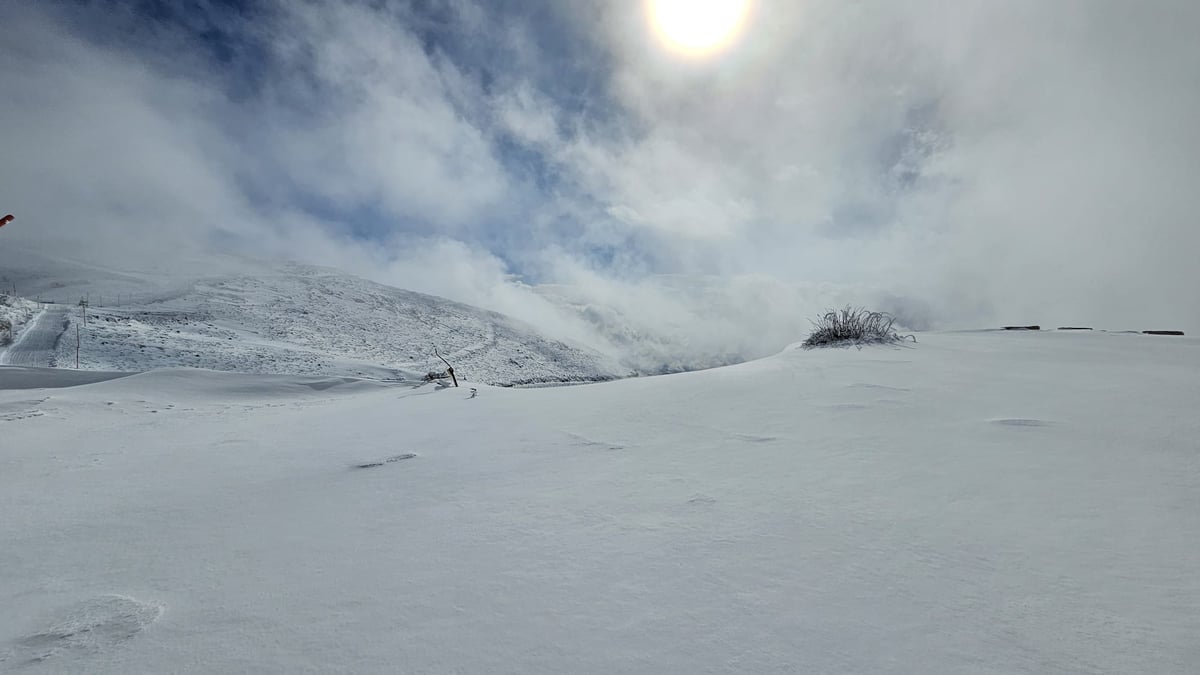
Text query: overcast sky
2 0 1198 348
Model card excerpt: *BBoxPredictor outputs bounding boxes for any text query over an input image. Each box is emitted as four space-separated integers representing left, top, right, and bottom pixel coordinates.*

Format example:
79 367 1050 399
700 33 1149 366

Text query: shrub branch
802 306 915 349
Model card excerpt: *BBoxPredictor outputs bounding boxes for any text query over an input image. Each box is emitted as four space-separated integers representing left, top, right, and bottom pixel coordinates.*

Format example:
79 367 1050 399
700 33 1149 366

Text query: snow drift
2 329 1197 672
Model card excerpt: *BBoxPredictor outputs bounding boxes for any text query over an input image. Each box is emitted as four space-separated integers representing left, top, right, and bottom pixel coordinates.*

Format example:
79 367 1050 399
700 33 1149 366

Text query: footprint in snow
849 383 911 392
355 453 417 469
0 409 46 422
565 432 626 451
991 418 1053 428
0 397 52 422
732 433 777 443
3 595 163 667
827 403 869 411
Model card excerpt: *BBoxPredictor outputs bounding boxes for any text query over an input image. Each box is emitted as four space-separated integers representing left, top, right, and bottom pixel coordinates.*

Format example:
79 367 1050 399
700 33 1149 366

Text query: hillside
0 294 38 348
534 276 862 375
1 330 1197 672
2 248 887 381
0 252 625 386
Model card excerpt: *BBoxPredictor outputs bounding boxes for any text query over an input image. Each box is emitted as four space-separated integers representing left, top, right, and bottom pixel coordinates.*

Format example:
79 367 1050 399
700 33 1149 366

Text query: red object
0 214 13 228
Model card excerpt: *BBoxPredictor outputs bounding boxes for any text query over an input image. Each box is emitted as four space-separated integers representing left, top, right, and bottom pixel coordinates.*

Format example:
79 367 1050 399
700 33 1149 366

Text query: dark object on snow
434 348 459 387
802 306 914 348
1058 327 1093 331
1143 330 1185 336
1004 325 1041 331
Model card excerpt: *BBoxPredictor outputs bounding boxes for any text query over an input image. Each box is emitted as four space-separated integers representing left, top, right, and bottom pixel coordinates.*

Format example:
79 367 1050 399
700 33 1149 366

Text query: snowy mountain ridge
0 254 627 386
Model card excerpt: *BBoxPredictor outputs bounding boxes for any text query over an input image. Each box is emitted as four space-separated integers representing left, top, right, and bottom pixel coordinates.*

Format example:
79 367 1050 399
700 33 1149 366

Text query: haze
2 0 1197 356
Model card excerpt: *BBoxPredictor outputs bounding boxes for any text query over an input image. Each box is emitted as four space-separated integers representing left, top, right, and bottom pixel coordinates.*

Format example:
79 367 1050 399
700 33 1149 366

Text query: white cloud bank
1 0 1197 370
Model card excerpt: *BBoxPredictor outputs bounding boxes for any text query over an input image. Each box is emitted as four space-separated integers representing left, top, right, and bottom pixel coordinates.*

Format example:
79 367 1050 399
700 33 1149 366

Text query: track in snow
0 308 69 367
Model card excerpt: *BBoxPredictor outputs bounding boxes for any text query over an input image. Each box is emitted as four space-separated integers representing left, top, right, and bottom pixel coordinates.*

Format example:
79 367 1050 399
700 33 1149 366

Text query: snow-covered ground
2 329 1197 673
0 294 39 351
49 266 626 386
535 276 869 375
2 245 890 380
0 249 626 386
0 308 70 368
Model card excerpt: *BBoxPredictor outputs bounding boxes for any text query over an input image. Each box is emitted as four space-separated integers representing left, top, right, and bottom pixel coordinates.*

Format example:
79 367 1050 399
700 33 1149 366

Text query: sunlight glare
648 0 751 57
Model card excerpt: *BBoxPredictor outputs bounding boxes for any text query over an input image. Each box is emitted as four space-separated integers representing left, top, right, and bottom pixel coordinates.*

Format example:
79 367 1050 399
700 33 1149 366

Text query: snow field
21 265 625 386
2 329 1197 672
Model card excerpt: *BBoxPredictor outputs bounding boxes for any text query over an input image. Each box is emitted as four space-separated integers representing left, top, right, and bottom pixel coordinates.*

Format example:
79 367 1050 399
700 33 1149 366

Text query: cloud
260 1 514 232
2 0 1198 371
579 0 1200 330
0 5 236 262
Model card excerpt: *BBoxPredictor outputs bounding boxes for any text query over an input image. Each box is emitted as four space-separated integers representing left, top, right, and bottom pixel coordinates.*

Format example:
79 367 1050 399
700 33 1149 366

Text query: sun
648 0 751 57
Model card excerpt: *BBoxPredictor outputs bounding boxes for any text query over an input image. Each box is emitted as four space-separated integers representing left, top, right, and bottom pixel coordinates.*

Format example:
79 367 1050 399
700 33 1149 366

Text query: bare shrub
434 348 458 387
803 306 914 349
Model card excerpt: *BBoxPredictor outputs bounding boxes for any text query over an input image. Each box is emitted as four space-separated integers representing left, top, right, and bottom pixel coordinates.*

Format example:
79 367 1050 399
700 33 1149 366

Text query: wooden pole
76 323 80 369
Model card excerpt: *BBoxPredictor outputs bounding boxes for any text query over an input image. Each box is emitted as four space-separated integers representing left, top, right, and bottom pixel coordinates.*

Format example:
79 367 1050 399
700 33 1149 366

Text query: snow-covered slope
0 294 39 345
60 265 624 386
2 330 1198 673
0 250 625 386
0 246 903 380
535 276 865 375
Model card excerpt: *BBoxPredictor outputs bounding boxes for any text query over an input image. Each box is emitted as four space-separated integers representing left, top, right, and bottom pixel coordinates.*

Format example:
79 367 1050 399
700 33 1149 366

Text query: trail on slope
0 308 69 367
61 269 624 386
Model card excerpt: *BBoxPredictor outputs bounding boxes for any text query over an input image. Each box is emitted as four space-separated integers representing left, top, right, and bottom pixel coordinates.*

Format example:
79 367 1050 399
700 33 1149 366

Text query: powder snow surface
1 330 1198 673
2 260 625 386
0 295 39 350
